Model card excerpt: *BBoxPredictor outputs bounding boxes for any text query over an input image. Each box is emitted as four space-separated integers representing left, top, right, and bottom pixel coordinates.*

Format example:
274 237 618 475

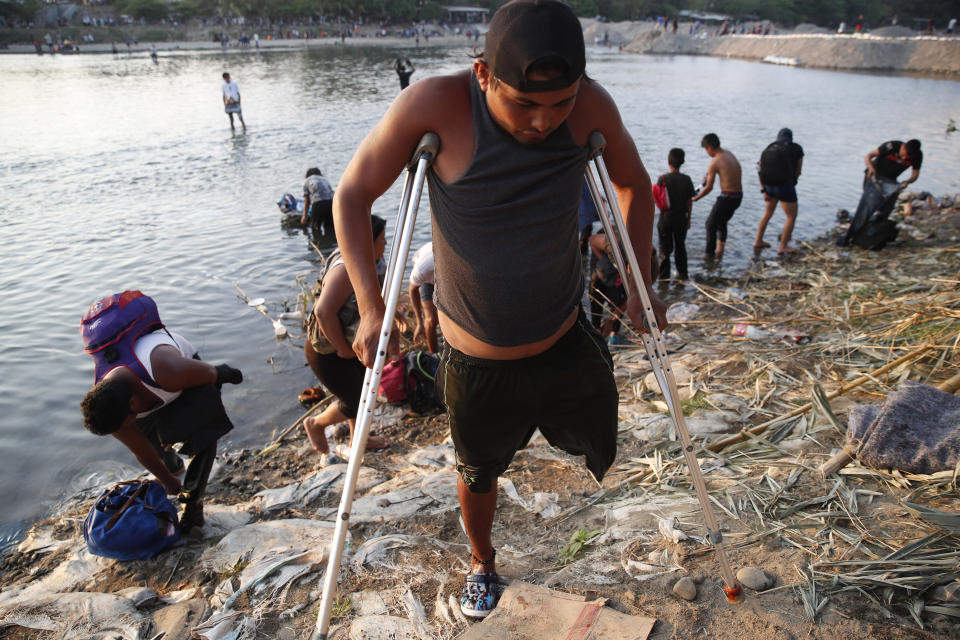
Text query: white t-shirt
410 242 435 287
133 331 197 417
222 81 240 103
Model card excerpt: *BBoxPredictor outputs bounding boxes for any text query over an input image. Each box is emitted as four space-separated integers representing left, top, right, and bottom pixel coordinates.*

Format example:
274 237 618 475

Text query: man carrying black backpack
754 128 804 255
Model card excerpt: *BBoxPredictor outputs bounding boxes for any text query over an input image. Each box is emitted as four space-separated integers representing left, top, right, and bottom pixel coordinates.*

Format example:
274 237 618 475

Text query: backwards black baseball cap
484 0 585 92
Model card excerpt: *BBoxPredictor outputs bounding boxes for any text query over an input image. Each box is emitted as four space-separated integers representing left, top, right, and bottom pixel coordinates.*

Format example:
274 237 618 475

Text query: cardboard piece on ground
457 581 654 640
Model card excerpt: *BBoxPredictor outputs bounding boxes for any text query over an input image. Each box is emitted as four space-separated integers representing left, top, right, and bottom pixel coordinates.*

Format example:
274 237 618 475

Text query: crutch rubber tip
723 582 743 603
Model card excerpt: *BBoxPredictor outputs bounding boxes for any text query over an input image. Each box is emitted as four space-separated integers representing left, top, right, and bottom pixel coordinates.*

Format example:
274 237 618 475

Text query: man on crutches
332 0 666 620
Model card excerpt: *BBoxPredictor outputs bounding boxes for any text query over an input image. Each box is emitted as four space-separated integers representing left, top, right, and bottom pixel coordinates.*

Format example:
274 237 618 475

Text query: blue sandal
460 572 505 619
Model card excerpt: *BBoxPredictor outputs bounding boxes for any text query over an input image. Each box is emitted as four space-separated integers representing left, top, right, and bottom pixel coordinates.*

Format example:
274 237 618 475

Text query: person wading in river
692 133 742 258
330 0 666 619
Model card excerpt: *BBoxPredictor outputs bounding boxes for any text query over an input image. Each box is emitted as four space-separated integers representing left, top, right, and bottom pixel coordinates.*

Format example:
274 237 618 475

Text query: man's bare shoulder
568 77 619 144
396 70 472 115
379 70 474 144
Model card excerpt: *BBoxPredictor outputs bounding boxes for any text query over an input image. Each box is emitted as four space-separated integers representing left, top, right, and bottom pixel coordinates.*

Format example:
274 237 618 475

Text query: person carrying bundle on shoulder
393 57 415 90
330 0 666 619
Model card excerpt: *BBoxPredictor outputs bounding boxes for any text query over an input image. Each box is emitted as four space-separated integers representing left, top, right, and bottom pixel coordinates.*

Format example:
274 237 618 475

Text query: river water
1 43 958 536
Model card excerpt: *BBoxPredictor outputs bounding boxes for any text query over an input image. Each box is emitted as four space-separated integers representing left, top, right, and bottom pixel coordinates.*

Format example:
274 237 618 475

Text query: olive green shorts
437 311 619 493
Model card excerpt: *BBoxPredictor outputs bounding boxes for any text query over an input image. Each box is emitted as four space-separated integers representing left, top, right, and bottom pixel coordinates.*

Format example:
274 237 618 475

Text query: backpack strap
105 481 149 531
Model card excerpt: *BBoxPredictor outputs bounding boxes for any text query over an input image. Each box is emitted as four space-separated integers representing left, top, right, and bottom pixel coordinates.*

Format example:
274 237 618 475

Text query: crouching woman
303 215 390 464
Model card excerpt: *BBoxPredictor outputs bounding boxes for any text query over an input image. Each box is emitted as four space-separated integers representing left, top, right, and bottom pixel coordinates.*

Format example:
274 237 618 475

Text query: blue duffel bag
84 480 180 560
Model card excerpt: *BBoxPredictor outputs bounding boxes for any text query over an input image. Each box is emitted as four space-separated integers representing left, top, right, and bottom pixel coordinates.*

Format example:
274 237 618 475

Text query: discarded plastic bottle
732 323 768 339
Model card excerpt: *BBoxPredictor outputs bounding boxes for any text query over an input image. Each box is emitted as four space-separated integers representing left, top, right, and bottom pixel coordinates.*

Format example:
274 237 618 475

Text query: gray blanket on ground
847 380 960 474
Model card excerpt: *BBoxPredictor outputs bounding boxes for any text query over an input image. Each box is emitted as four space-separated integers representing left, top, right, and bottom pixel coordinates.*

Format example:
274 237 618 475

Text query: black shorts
136 384 233 457
304 341 365 419
437 311 618 491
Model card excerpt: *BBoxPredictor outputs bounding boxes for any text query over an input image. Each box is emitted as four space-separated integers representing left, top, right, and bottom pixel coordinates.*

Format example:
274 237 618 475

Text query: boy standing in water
332 0 666 619
656 148 695 280
221 72 246 133
692 133 742 257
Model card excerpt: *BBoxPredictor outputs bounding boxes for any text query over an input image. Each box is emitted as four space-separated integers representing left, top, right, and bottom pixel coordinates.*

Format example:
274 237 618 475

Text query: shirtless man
691 133 742 257
331 0 666 618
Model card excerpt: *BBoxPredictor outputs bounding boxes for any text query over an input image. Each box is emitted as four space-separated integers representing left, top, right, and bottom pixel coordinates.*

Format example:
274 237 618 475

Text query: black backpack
852 219 899 251
404 350 444 414
758 141 794 186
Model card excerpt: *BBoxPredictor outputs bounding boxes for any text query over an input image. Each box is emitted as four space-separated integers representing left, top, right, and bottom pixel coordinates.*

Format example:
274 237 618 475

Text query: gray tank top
427 75 588 347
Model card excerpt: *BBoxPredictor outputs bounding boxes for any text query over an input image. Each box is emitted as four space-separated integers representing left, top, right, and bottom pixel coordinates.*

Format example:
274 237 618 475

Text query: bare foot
302 416 330 454
754 241 771 249
778 247 798 255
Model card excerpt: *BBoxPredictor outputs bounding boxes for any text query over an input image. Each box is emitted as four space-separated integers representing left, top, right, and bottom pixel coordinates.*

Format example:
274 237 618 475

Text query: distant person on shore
45 32 53 53
150 44 158 63
331 0 665 619
837 21 846 34
754 127 804 255
303 216 390 465
111 40 118 54
393 57 415 90
692 133 742 258
221 72 245 133
408 242 439 353
838 139 922 247
948 18 956 35
300 167 335 238
80 293 243 535
254 32 260 49
656 147 695 280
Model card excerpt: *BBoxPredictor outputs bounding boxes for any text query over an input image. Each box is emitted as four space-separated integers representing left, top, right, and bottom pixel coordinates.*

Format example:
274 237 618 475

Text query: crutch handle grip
587 131 606 160
406 132 441 170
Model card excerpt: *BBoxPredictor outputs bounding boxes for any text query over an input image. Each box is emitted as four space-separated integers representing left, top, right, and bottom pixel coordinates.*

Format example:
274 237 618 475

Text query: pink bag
378 359 407 402
652 183 671 212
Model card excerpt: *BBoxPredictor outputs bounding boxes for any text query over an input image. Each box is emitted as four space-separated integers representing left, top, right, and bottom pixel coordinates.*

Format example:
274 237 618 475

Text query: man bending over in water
692 133 742 257
331 0 666 620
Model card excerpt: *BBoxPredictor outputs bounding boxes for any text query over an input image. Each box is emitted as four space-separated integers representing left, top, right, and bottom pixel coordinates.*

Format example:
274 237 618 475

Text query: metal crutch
313 132 440 639
584 131 742 603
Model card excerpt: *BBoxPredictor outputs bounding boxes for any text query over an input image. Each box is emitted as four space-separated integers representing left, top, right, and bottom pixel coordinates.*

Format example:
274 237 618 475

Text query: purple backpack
81 291 165 386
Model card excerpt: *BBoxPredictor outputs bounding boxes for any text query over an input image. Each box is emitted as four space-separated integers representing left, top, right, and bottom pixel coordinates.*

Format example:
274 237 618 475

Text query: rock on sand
736 567 773 591
672 577 697 601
